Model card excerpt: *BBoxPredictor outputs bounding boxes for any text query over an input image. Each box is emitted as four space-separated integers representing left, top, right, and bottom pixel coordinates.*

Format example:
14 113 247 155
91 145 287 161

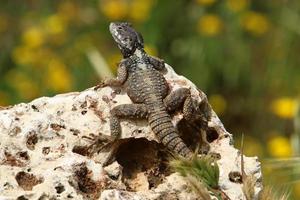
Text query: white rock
0 64 262 199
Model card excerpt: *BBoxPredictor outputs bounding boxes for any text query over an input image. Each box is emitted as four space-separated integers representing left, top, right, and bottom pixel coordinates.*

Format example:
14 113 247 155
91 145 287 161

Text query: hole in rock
73 163 101 196
228 171 243 184
206 128 219 143
42 147 50 155
17 196 28 200
3 151 26 167
18 151 29 160
177 119 204 151
208 152 221 160
55 183 65 194
115 138 171 191
15 171 43 191
26 131 38 150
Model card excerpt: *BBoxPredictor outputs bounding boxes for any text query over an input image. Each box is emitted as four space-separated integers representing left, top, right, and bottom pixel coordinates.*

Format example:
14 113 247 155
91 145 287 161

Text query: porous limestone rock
0 64 262 200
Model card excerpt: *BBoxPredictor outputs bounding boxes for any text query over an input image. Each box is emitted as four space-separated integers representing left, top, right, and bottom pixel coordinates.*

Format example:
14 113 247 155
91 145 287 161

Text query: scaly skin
100 22 198 158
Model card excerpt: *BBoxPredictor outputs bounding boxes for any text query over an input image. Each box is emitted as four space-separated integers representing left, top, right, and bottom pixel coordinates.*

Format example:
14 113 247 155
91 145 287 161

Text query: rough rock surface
0 64 262 200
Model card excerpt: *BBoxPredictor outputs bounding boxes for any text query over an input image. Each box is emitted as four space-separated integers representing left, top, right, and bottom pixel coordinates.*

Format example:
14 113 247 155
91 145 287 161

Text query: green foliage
264 157 300 182
184 175 212 200
242 175 289 200
258 186 289 200
170 155 219 191
242 175 256 200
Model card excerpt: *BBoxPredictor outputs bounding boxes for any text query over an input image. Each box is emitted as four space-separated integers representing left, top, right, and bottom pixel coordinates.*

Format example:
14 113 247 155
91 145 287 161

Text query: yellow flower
209 94 226 115
22 26 45 48
0 91 9 106
6 70 39 100
196 0 216 6
129 0 153 22
270 97 297 119
44 14 67 35
144 45 158 56
12 45 35 65
43 14 68 46
294 182 300 199
46 59 72 92
12 45 54 67
197 14 223 36
0 15 8 33
100 0 128 20
58 2 79 23
227 0 248 12
33 48 55 66
241 11 270 36
72 34 94 53
267 135 292 158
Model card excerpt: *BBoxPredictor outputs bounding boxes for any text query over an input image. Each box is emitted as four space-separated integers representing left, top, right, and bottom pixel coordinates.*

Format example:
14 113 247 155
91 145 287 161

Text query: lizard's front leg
148 55 165 71
94 59 130 90
89 104 148 165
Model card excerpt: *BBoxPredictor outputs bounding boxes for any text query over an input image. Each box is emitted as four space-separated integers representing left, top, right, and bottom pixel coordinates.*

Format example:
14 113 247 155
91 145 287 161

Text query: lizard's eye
118 27 123 30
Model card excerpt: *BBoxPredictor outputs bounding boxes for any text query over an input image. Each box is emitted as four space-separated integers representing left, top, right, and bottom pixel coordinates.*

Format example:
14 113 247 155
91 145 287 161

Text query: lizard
97 22 203 159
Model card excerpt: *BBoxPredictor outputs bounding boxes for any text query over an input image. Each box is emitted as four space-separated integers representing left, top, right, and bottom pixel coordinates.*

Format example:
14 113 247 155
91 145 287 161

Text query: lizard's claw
84 134 115 155
94 81 107 90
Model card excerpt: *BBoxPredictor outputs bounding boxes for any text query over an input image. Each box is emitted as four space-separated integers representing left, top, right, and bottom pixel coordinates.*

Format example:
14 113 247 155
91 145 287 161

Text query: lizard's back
127 63 193 158
108 22 193 158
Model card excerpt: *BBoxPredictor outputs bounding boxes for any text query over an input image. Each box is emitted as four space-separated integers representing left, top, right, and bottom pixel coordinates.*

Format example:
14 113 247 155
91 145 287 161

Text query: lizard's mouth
109 23 117 34
109 23 124 45
109 23 121 43
109 22 133 51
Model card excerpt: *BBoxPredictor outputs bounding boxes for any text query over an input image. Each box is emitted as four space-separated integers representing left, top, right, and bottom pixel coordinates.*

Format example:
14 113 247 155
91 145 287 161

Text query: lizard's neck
133 48 146 59
121 47 146 59
127 48 149 68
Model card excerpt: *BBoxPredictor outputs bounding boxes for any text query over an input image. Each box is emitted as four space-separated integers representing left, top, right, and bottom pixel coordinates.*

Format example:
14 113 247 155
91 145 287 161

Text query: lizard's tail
149 111 193 159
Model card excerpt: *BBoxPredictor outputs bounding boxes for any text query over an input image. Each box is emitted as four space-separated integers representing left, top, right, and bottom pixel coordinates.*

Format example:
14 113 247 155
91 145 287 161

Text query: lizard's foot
94 81 107 91
199 141 210 154
164 88 210 125
84 134 122 166
164 88 211 152
86 134 116 155
164 88 200 121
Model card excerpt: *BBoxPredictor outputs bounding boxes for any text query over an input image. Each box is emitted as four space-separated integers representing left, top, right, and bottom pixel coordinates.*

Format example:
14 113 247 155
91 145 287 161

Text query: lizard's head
109 22 144 57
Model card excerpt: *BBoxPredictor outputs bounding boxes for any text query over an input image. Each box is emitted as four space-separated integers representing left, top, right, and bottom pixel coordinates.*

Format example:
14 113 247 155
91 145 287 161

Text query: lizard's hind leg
110 104 148 141
164 88 210 153
164 88 197 121
148 55 165 71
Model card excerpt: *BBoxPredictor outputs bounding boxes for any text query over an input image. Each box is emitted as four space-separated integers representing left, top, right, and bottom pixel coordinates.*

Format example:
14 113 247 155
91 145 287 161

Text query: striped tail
148 110 193 159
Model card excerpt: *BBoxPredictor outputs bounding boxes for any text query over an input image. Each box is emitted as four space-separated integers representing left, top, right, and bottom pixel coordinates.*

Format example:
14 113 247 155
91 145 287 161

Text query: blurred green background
0 0 300 198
